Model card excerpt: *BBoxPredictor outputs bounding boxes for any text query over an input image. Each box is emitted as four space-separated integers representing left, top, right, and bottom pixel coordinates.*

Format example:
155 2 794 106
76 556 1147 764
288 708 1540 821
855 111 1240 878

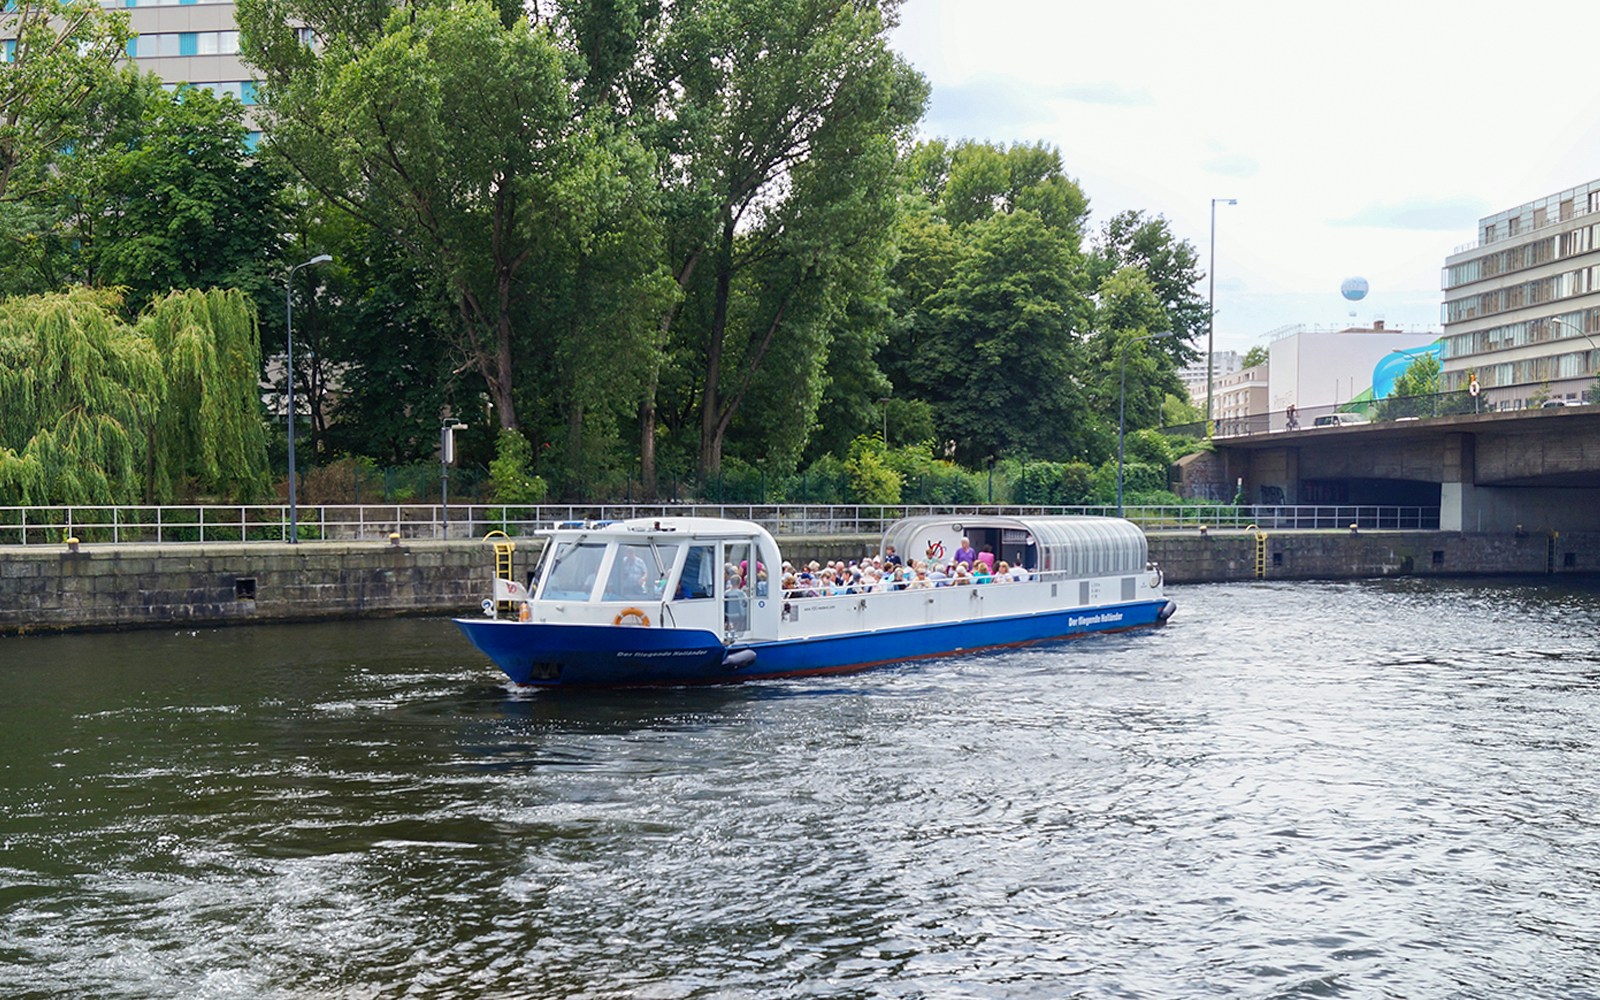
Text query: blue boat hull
455 599 1175 688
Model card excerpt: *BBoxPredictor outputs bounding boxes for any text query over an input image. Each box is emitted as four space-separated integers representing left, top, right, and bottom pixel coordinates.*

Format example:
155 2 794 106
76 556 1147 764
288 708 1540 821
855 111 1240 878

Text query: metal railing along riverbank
0 503 1442 546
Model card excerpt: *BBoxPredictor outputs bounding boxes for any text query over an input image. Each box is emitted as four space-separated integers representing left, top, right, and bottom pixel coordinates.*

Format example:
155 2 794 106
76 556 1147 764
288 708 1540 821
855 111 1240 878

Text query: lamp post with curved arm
1206 197 1237 434
285 253 332 543
1119 330 1174 516
1545 314 1600 406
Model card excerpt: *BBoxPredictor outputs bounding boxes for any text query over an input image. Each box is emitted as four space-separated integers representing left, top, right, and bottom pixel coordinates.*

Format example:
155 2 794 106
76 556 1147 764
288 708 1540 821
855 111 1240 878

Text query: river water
2 577 1599 999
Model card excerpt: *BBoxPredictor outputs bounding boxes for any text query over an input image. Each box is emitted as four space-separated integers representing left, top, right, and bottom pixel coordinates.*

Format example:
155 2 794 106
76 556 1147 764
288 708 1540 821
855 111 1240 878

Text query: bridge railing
0 502 1443 545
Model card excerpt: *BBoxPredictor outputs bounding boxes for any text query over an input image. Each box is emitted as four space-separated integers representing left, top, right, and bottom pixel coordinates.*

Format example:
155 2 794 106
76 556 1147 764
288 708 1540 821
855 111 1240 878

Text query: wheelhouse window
539 541 608 601
602 542 680 602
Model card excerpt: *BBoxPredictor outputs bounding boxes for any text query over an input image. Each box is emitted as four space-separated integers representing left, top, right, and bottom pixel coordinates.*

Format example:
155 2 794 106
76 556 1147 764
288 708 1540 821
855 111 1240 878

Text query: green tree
0 287 268 504
78 86 285 312
1090 210 1206 368
1242 345 1269 369
1084 268 1181 462
0 289 159 504
885 140 1093 465
0 0 131 202
139 288 272 500
921 209 1089 465
843 435 901 504
1376 353 1440 420
625 0 927 482
241 0 654 434
488 429 548 504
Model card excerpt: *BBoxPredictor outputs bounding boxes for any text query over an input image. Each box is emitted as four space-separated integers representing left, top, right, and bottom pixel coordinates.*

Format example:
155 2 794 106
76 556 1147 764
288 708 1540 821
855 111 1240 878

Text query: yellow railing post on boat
485 530 515 612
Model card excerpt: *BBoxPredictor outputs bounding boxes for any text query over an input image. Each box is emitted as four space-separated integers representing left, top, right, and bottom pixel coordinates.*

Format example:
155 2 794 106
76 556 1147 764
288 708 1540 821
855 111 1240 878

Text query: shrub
489 430 548 504
844 436 902 504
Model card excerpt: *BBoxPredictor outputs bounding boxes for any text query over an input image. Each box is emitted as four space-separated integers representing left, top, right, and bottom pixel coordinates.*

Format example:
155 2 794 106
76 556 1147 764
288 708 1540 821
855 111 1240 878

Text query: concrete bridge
1181 406 1600 533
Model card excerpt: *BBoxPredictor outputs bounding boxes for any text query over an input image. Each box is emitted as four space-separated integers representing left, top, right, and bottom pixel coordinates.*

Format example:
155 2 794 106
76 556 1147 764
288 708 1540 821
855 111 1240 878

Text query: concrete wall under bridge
2 530 1597 635
1181 406 1600 534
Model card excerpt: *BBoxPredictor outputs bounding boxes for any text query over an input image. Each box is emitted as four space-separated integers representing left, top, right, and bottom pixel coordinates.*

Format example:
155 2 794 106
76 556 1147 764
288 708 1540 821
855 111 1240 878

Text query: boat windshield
602 542 680 601
540 540 608 601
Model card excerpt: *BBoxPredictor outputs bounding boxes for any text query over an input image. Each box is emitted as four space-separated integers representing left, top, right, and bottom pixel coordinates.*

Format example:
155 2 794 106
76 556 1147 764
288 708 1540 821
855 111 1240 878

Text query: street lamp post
1119 330 1174 517
284 253 332 543
1206 198 1237 435
877 396 892 445
1545 315 1600 406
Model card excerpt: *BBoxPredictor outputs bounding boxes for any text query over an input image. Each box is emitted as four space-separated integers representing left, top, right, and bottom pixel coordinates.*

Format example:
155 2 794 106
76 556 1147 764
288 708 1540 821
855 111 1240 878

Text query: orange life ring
613 607 651 627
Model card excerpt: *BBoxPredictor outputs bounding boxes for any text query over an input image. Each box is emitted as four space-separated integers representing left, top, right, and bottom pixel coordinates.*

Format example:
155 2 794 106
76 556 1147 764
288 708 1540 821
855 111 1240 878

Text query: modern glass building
1440 179 1600 409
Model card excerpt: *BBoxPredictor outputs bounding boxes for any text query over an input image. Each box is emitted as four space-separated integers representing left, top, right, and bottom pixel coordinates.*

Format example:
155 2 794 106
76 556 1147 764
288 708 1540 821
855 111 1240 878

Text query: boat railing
0 503 1442 546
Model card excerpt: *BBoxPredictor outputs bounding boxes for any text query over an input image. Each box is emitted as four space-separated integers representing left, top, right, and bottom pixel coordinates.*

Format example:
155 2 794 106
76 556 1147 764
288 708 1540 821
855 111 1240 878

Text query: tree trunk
566 401 584 494
638 250 704 498
698 218 735 476
637 394 658 499
490 263 519 431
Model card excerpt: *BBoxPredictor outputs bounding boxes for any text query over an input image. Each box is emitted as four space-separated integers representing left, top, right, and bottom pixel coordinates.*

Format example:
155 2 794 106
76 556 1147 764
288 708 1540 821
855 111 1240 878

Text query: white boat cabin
521 518 785 642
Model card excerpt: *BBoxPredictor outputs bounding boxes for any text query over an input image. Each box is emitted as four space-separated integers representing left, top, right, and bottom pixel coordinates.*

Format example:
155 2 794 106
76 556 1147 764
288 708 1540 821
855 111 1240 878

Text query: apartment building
1440 179 1600 408
5 1 263 143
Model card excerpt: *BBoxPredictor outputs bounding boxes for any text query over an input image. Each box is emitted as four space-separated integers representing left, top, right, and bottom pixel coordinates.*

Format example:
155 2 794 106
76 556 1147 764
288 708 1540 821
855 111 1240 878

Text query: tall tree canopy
606 0 928 481
1090 210 1206 370
884 140 1094 464
240 0 670 436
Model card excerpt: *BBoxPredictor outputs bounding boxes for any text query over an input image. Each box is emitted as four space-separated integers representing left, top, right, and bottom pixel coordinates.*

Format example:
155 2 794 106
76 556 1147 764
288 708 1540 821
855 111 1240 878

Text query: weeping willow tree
139 288 270 501
0 287 269 505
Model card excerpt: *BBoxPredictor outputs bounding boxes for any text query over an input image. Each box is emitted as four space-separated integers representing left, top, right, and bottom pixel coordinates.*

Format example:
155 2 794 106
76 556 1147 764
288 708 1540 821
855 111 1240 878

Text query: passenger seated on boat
951 562 972 586
973 562 992 585
929 563 949 586
909 567 933 590
992 561 1011 584
1008 563 1029 582
756 570 769 596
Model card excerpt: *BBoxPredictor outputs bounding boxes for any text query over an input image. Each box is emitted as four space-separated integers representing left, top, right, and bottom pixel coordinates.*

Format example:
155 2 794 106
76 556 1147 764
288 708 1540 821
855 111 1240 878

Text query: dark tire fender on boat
1158 600 1178 622
723 648 758 671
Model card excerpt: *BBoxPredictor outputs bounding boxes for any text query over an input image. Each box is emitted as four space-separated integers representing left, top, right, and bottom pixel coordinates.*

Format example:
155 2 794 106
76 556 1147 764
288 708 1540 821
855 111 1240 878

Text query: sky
890 0 1600 354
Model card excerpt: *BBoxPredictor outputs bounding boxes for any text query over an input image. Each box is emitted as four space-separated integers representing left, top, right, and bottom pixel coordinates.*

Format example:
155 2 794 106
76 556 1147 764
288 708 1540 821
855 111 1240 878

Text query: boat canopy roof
547 516 777 545
881 515 1149 578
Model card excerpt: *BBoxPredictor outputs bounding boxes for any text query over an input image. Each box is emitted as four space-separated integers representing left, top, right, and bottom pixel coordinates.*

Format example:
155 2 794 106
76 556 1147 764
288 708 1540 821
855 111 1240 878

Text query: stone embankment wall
1 529 1595 635
0 540 481 634
1148 529 1598 583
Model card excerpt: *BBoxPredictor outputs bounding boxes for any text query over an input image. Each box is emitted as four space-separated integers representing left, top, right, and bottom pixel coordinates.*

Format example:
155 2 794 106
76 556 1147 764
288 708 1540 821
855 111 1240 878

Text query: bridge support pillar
1248 446 1300 504
1440 432 1476 532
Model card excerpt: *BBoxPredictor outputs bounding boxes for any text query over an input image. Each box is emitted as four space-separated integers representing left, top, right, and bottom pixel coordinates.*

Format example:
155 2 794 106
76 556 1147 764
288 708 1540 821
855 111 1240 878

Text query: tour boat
453 514 1176 688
